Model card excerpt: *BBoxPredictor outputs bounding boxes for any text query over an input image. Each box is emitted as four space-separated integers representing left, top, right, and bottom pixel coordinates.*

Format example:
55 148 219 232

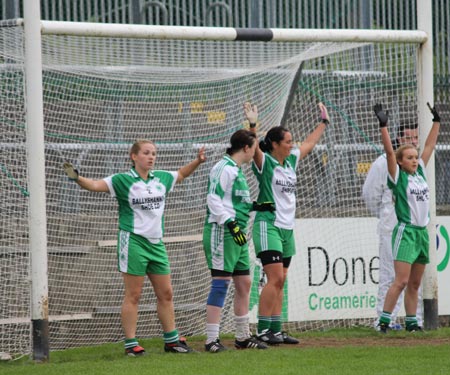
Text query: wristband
249 122 257 128
321 119 329 126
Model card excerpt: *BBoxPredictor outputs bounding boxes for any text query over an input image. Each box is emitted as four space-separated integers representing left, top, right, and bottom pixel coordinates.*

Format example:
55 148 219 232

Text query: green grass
1 328 450 375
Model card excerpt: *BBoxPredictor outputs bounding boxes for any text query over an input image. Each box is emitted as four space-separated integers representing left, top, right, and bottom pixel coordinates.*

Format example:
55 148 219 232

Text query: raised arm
63 162 109 192
244 101 263 169
421 102 441 166
298 102 329 160
374 104 397 180
176 146 206 183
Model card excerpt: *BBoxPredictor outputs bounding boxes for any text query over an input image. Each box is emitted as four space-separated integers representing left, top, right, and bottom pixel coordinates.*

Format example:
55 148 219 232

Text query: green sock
124 338 138 349
257 315 271 334
270 315 282 333
379 311 392 325
405 315 418 329
163 329 179 344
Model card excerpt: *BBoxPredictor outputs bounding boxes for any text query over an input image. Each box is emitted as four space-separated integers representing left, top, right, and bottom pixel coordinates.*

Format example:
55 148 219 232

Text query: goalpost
0 1 436 360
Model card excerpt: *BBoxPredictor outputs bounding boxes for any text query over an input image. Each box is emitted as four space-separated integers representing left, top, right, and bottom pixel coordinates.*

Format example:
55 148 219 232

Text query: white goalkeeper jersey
362 153 397 233
251 147 300 230
205 155 252 229
104 168 177 240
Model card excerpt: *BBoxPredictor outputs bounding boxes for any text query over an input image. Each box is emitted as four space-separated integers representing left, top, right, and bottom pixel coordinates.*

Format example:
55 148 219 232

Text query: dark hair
226 129 257 155
393 123 418 150
396 123 418 139
259 126 289 153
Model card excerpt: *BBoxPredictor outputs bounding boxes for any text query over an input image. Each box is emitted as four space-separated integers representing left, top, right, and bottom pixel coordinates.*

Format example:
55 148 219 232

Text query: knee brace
206 279 230 308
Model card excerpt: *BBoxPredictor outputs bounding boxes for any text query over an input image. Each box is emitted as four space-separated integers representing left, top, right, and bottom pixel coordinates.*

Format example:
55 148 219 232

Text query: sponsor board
249 217 450 321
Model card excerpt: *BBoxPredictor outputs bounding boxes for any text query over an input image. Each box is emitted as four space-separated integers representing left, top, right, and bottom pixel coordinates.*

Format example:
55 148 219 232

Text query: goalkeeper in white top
203 129 268 352
374 102 441 333
245 101 330 344
63 140 205 355
362 123 423 330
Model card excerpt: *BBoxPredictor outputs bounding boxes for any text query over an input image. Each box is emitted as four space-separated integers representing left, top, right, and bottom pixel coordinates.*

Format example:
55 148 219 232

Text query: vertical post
23 0 50 360
250 0 261 28
417 0 438 330
130 0 142 24
359 0 372 29
359 0 374 72
5 0 18 19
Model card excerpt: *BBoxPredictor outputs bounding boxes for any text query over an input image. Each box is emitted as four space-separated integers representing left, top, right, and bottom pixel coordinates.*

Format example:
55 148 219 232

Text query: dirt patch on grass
285 336 450 348
194 335 450 351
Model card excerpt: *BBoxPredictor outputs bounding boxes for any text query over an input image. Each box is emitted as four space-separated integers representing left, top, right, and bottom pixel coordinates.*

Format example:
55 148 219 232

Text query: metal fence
2 1 448 83
2 0 449 209
2 6 449 153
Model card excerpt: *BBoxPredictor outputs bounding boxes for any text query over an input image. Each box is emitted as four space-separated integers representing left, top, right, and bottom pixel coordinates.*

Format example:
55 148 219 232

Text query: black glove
63 162 79 181
427 102 440 122
252 201 276 212
373 104 388 128
226 220 247 246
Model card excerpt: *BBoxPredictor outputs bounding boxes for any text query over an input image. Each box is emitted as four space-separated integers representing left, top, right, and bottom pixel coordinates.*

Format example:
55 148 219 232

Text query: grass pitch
1 327 450 375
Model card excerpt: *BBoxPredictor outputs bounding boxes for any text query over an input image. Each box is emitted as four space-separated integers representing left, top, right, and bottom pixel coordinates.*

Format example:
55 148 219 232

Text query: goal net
0 21 423 356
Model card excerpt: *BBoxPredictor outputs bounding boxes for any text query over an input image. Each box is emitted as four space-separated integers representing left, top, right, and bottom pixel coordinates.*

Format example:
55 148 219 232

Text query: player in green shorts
203 129 269 352
63 139 205 355
374 102 441 333
245 101 331 344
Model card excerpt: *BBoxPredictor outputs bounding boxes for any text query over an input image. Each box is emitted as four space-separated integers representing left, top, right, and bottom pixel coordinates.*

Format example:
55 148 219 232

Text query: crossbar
27 20 428 44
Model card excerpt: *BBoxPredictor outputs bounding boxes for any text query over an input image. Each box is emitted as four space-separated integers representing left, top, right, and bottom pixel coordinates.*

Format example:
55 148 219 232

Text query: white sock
234 314 250 341
206 323 220 344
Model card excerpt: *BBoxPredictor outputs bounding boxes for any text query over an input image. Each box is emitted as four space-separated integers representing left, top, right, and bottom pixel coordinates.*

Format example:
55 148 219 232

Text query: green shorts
252 220 296 258
392 223 429 264
203 222 250 273
117 230 170 276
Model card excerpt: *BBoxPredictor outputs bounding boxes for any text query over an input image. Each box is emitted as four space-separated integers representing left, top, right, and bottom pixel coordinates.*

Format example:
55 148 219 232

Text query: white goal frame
22 0 436 361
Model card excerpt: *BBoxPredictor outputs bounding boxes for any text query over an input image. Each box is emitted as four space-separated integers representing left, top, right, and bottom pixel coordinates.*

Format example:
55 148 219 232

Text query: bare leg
258 263 284 317
148 273 175 332
272 267 288 319
121 273 145 339
233 275 251 316
383 261 411 313
404 263 426 315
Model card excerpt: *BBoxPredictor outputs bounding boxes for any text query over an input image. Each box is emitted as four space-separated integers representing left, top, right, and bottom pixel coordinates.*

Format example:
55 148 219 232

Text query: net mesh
0 23 420 355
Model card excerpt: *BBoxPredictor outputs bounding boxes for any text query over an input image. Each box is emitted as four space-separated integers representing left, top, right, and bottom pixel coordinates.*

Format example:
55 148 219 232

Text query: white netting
0 24 31 358
0 23 420 355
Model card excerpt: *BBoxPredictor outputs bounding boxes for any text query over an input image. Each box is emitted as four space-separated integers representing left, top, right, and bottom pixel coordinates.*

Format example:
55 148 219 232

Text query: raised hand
427 102 441 122
197 146 206 163
243 102 258 127
373 104 388 127
63 162 79 181
318 102 330 125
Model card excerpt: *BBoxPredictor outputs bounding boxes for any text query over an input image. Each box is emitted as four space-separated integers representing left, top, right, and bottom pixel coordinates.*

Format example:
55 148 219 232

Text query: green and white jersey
387 160 430 227
252 148 300 229
205 155 252 229
104 168 177 240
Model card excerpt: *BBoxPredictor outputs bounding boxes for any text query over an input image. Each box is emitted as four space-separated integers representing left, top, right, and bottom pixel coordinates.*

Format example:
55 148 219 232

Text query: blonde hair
395 144 418 162
129 139 155 166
